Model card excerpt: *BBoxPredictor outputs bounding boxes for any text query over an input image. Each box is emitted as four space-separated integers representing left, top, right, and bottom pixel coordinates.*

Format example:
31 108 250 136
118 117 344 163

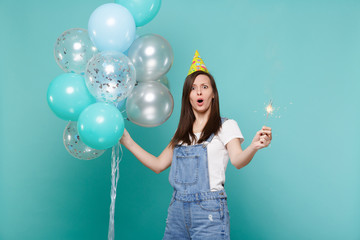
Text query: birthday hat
187 50 209 76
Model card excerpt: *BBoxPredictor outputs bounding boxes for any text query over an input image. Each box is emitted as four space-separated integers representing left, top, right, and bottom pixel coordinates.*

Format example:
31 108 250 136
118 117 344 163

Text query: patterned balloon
54 28 98 74
126 81 174 127
63 121 106 160
85 51 136 103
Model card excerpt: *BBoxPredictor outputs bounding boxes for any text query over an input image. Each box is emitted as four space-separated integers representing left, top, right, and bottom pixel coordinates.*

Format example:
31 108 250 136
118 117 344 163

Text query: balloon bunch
47 0 174 160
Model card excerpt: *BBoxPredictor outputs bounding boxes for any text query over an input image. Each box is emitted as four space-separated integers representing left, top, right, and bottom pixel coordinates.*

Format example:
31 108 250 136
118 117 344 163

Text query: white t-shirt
193 119 245 191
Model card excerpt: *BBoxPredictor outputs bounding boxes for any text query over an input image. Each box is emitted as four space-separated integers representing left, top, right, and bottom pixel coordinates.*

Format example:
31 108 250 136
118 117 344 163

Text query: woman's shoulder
218 118 241 134
218 118 244 144
221 118 239 127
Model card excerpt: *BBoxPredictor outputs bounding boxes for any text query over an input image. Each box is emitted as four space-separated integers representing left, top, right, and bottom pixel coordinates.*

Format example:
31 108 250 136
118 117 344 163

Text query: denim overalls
163 118 230 240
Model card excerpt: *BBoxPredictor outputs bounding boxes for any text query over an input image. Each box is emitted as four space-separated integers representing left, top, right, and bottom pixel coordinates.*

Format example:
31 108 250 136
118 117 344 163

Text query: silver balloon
128 34 174 82
63 121 106 160
126 82 174 127
54 28 98 74
85 51 136 103
156 75 170 89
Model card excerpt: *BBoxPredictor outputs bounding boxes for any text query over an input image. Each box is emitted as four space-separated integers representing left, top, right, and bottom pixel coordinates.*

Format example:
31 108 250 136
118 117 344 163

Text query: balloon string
108 142 123 240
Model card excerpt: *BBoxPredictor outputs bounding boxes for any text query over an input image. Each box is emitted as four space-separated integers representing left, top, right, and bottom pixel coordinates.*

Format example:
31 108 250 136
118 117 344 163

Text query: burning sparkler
265 99 274 120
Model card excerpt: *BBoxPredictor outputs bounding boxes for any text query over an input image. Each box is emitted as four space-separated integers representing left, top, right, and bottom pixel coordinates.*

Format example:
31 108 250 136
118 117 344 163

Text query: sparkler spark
265 99 274 119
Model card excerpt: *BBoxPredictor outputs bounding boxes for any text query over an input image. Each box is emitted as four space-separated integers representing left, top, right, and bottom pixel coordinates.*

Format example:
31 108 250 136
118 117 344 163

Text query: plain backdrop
1 0 359 239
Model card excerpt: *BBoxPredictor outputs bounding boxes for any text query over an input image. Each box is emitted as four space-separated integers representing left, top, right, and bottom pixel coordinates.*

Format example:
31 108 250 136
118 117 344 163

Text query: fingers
260 137 268 145
260 130 272 135
260 133 272 146
260 135 270 142
260 126 272 140
260 131 272 140
254 126 272 148
255 127 273 145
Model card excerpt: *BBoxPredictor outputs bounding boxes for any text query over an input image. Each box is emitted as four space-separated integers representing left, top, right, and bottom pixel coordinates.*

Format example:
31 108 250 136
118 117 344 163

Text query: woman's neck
192 109 211 133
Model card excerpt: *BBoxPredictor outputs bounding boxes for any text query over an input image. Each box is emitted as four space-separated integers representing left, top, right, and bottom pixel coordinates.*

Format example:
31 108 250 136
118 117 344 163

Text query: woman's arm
120 129 173 174
226 126 272 169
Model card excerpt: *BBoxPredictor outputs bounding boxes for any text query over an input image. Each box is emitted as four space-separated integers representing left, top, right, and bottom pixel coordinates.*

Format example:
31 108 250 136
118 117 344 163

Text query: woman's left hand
250 126 272 150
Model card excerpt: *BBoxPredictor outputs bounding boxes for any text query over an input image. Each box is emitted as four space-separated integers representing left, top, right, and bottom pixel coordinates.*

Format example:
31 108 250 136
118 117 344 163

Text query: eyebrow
192 83 209 86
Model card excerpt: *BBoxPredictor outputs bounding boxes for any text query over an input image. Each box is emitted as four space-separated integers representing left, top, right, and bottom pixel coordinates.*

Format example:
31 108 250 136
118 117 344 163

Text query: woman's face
189 74 214 114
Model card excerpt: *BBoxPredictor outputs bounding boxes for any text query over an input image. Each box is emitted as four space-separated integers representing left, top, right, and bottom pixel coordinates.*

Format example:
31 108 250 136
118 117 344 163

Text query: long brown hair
170 71 221 148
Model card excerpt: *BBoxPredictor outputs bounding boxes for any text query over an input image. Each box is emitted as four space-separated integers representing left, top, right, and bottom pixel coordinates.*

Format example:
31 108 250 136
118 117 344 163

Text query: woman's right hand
118 128 173 173
120 128 132 147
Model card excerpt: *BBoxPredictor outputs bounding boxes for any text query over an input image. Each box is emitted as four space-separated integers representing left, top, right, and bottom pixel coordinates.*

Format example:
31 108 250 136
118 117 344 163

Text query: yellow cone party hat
187 50 209 76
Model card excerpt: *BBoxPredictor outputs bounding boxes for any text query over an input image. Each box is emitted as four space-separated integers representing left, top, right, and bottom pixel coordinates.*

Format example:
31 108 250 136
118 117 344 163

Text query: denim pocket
199 199 221 212
175 155 199 184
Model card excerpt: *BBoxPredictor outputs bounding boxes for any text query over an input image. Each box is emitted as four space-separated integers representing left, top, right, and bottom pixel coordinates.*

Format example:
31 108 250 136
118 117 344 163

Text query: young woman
120 53 272 239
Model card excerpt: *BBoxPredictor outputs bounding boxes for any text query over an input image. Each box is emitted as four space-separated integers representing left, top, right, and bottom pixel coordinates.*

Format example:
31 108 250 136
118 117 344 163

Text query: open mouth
196 98 204 106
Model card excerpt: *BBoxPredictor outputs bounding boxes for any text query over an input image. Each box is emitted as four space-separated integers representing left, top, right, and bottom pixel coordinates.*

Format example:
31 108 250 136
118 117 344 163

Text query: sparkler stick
263 99 274 147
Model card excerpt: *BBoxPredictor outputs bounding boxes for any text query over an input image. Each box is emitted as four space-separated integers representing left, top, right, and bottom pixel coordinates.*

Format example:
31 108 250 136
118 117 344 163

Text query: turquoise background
1 0 359 239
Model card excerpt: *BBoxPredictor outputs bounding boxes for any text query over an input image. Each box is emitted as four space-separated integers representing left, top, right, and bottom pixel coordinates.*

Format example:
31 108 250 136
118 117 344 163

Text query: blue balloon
123 34 139 56
88 3 136 52
115 0 161 27
77 103 124 150
47 73 96 121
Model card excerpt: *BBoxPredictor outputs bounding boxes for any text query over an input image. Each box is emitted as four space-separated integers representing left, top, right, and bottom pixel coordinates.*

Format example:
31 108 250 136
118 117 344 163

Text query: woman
120 51 272 239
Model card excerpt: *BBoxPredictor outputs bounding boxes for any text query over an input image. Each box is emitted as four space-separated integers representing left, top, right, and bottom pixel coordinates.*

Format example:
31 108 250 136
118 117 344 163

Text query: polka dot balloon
63 121 106 160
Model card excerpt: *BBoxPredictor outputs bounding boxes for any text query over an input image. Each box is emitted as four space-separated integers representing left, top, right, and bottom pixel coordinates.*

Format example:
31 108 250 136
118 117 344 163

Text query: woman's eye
202 85 208 89
191 87 196 90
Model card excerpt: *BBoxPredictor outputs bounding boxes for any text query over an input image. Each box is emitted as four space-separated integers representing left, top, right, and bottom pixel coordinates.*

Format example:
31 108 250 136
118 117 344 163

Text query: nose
197 88 202 95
